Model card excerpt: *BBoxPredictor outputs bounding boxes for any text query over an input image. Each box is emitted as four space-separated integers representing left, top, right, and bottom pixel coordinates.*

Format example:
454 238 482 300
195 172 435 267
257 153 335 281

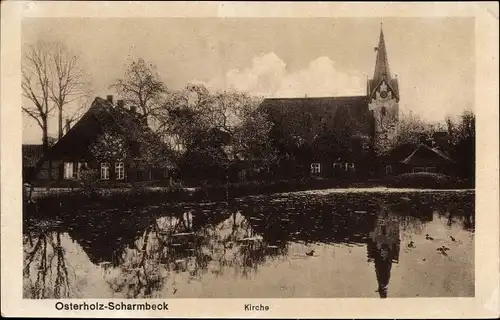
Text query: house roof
260 95 374 137
22 144 44 167
378 143 418 162
39 97 175 166
401 143 455 165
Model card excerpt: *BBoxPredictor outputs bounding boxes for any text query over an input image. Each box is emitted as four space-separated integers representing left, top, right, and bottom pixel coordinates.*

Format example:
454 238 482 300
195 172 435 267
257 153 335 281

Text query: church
260 26 400 179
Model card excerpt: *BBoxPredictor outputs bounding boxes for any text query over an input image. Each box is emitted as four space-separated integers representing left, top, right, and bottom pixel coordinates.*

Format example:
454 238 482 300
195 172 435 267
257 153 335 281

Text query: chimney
65 119 71 134
117 99 124 108
130 105 137 114
106 95 114 105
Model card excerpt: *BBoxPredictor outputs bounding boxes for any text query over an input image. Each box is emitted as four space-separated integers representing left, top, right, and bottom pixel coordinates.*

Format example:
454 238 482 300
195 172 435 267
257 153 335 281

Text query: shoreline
23 184 475 221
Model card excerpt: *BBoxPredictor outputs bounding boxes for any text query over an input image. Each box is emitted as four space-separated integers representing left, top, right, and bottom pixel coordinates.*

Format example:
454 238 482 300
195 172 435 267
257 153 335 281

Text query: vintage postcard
1 1 499 318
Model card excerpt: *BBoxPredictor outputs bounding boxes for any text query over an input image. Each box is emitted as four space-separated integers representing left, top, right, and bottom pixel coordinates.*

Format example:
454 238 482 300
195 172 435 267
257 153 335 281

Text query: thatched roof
39 97 175 167
401 143 455 165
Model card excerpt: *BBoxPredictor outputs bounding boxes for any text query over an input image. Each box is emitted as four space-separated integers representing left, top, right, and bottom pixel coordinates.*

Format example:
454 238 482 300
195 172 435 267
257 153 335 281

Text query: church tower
367 25 399 153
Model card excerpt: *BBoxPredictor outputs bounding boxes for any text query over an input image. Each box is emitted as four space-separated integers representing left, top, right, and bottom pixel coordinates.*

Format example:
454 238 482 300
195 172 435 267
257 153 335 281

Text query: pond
23 189 475 299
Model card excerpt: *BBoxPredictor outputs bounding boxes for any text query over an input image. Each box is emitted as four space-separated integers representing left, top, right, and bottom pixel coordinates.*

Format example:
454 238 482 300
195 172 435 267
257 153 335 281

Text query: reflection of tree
366 208 401 298
23 231 75 299
210 210 289 278
104 207 227 298
66 211 154 268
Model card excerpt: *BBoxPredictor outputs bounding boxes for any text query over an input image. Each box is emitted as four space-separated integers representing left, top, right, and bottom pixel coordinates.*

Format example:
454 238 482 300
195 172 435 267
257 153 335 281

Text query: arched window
381 106 387 116
385 165 392 175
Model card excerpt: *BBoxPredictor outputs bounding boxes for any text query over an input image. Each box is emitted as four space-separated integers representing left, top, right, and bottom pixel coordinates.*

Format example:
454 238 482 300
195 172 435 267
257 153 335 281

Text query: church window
380 82 387 92
333 162 342 169
413 167 425 173
311 163 321 174
385 165 393 175
381 106 386 116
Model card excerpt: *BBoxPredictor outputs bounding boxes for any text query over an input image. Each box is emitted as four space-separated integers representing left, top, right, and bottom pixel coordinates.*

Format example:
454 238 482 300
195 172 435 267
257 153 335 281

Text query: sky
22 17 475 144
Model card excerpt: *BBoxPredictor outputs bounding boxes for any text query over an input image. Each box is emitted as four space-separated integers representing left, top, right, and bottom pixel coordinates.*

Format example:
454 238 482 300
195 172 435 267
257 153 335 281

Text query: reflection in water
366 207 400 298
23 231 75 299
23 191 475 298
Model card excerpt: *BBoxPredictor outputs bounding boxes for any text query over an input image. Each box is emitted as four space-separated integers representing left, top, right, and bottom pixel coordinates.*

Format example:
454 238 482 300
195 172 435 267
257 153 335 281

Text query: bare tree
22 42 53 153
48 42 91 139
111 58 167 126
23 42 91 144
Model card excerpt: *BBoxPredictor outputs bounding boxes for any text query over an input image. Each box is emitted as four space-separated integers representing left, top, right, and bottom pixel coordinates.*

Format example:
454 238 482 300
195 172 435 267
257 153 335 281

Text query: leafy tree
89 130 128 164
111 58 167 126
446 110 475 181
157 84 277 182
375 112 437 156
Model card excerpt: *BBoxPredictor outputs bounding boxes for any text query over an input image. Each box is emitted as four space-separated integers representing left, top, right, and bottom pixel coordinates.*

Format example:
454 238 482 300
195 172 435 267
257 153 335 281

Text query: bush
386 172 463 189
95 180 131 189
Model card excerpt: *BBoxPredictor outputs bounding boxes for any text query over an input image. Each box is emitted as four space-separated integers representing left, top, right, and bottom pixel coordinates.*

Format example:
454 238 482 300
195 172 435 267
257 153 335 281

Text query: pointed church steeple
373 24 392 84
368 23 399 101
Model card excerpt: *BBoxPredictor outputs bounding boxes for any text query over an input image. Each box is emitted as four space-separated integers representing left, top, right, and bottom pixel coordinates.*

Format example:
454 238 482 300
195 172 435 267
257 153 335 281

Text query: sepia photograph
1 1 499 318
20 15 476 299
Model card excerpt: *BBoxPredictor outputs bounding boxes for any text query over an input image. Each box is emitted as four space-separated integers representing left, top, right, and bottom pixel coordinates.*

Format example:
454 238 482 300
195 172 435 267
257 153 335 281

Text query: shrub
386 172 462 189
80 168 99 195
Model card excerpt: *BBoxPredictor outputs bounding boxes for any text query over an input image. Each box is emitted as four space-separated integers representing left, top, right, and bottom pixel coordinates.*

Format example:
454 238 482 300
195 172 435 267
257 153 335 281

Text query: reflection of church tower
366 210 401 298
367 24 399 153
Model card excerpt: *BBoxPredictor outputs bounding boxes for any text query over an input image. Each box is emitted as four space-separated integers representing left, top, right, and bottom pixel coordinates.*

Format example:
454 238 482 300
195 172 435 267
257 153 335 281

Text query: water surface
23 189 474 298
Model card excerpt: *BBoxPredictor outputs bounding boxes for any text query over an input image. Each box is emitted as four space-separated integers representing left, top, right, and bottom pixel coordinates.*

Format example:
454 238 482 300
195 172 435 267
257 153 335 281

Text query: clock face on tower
380 91 388 99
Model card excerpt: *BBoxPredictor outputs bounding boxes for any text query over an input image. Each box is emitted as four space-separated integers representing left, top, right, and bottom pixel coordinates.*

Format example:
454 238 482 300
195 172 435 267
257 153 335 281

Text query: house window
311 163 321 174
413 167 425 173
333 163 342 169
115 162 125 180
425 166 437 173
385 165 393 175
72 162 87 179
100 163 110 180
344 162 355 171
63 162 74 180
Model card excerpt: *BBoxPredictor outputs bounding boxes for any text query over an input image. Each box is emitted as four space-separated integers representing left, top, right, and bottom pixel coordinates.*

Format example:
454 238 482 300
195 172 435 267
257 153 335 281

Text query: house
376 143 417 177
259 25 399 179
34 95 175 184
22 144 44 182
400 143 456 175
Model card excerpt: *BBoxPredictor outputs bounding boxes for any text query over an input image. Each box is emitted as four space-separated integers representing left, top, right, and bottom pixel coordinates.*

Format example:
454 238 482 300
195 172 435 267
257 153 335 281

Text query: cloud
195 52 365 98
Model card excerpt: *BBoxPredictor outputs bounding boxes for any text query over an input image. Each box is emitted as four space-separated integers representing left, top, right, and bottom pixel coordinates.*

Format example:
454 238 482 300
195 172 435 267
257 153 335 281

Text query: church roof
260 95 374 137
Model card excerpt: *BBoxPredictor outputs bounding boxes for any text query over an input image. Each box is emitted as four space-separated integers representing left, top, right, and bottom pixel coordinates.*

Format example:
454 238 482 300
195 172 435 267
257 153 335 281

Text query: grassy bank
24 175 473 219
